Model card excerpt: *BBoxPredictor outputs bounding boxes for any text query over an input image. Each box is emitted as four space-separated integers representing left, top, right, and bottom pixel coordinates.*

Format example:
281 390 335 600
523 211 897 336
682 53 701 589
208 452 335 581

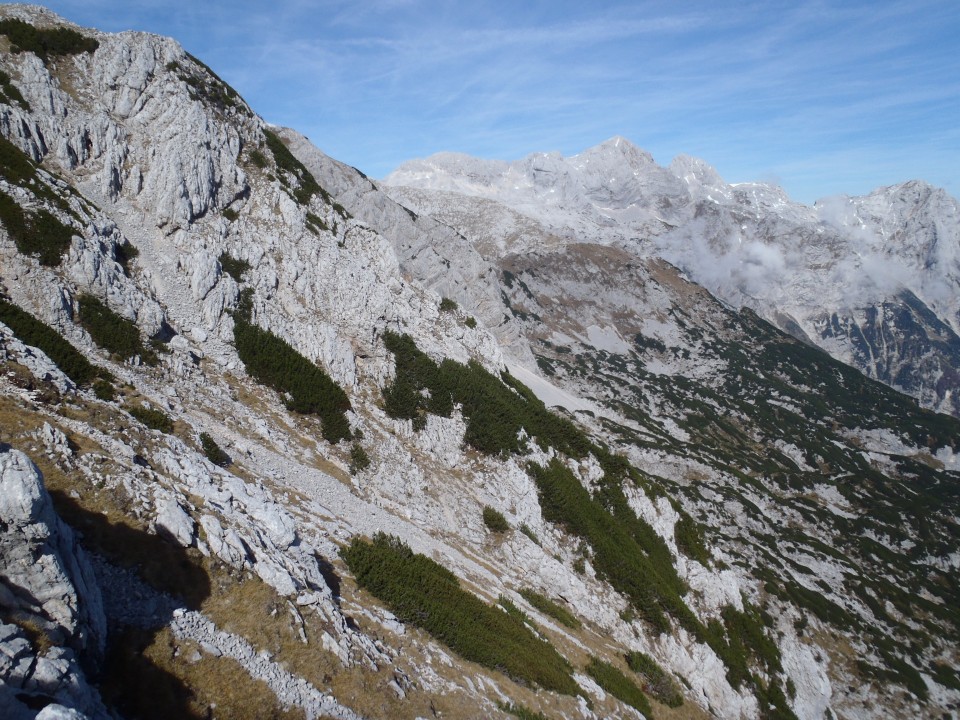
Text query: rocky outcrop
0 447 108 720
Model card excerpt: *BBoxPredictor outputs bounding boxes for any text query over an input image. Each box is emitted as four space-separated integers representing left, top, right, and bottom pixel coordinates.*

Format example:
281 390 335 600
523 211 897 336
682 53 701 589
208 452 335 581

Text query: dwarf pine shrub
0 298 97 386
342 533 579 695
233 318 351 443
77 294 157 365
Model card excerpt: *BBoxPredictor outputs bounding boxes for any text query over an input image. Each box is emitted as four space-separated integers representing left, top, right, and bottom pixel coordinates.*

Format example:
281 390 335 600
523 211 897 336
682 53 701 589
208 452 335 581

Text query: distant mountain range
382 137 960 419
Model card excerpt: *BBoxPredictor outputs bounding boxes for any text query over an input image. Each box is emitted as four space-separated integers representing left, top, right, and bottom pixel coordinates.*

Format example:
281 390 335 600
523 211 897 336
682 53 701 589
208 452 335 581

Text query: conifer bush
518 588 581 629
114 240 139 275
497 702 550 720
585 657 652 718
0 69 28 109
77 294 157 365
0 297 97 386
232 318 351 443
626 651 684 707
0 189 74 266
0 18 99 60
218 252 250 281
200 432 231 467
262 128 326 205
342 533 579 695
482 505 509 533
128 404 173 433
381 331 592 457
528 458 695 636
349 442 370 474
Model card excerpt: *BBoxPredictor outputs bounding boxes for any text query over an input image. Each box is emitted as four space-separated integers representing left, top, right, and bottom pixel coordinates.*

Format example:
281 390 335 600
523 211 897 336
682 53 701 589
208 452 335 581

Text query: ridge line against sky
18 0 960 204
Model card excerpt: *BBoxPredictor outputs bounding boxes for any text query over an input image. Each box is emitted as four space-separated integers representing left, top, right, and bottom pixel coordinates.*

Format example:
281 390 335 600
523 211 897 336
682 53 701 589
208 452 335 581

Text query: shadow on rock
98 625 206 720
47 490 215 720
49 490 210 611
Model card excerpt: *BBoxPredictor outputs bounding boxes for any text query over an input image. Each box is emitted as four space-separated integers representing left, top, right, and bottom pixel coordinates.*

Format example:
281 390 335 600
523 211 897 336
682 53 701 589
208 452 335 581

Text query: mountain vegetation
0 8 957 720
342 533 580 696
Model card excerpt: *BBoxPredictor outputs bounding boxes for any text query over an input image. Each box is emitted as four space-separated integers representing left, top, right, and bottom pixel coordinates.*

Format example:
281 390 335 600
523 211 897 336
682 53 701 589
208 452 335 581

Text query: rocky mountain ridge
0 6 957 720
384 139 960 418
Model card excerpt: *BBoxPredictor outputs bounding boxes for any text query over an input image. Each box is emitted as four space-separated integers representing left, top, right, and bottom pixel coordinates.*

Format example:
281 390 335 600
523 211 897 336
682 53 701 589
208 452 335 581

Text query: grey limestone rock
0 447 108 719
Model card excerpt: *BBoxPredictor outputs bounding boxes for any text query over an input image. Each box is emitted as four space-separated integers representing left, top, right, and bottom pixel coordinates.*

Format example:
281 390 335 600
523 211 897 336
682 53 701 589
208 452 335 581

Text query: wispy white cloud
37 0 960 202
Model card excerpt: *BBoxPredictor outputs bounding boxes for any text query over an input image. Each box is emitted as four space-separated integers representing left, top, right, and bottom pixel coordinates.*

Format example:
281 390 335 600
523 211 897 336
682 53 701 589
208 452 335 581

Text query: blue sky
33 0 960 204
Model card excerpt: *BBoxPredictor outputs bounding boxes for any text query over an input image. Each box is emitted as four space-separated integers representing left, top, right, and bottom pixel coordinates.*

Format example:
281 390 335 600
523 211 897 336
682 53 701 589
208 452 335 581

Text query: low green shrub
77 294 157 365
497 702 550 720
305 212 327 233
674 509 711 565
199 432 230 467
464 316 477 329
262 128 326 205
439 297 458 312
0 298 97 386
349 442 370 474
626 651 684 707
248 148 268 169
233 318 351 443
529 459 696 636
382 331 592 457
0 18 99 60
342 533 579 695
519 523 541 546
218 252 250 281
128 404 173 433
585 657 652 718
0 69 28 110
0 190 74 266
482 505 509 533
518 588 581 630
92 379 115 401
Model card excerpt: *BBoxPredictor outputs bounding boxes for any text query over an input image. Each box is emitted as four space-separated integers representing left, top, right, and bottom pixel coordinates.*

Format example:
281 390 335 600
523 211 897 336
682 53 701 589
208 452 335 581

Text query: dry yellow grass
100 626 307 720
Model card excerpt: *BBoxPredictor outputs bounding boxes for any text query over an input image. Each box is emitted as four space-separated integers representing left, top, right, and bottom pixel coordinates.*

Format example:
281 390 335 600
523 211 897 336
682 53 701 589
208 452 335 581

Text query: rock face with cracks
0 447 108 720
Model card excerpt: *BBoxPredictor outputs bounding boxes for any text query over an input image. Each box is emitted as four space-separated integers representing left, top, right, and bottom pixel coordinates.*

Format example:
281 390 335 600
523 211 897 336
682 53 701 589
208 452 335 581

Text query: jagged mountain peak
572 135 655 168
668 153 726 189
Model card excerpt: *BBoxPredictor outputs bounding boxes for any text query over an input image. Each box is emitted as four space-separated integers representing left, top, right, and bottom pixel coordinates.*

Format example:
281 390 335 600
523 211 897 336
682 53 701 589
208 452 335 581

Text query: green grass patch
585 657 651 718
77 294 158 365
518 588 581 630
232 318 351 443
342 533 579 695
